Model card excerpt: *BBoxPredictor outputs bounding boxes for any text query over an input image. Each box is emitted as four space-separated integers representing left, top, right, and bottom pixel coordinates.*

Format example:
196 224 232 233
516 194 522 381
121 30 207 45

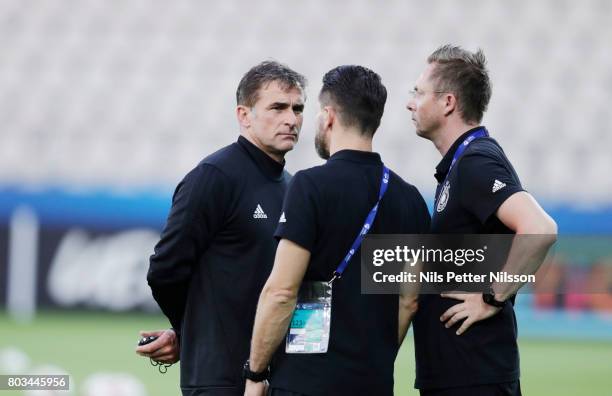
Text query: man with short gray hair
137 60 307 396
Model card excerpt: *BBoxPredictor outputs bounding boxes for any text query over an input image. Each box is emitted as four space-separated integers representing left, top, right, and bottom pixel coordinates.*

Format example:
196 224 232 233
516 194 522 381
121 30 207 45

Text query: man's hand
244 379 268 396
135 329 179 364
440 293 501 335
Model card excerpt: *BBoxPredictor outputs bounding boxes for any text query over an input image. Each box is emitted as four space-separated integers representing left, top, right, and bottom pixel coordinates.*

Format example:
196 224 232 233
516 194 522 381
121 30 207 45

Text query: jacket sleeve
147 163 231 333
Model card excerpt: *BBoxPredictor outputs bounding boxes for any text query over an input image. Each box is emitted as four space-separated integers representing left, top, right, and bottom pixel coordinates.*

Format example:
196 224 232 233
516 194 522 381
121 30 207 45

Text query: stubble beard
314 129 330 160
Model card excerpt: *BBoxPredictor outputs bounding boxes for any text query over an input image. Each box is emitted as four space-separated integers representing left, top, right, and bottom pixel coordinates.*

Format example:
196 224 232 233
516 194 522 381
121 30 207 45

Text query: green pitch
0 311 610 395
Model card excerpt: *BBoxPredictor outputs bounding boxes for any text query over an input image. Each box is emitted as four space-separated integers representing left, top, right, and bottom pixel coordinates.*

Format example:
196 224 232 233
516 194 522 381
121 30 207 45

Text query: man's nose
285 109 298 126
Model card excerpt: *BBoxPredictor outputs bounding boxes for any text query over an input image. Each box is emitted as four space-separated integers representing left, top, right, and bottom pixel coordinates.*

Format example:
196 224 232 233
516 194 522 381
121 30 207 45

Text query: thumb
139 330 163 337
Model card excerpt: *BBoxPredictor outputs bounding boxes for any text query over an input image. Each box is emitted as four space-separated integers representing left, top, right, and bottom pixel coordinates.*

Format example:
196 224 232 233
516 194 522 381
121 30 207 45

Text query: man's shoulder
458 136 519 178
464 137 507 161
293 163 326 179
387 168 427 203
294 164 425 200
199 141 244 170
290 161 356 190
288 165 325 192
388 168 414 189
190 141 259 180
179 143 242 186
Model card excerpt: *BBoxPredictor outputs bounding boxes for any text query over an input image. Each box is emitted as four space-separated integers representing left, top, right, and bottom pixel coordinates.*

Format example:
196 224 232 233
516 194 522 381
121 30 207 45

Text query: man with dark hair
243 65 430 396
136 60 306 396
407 45 557 395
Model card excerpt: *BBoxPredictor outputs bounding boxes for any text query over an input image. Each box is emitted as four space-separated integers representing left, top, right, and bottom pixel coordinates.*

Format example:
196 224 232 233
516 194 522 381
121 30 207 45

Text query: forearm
149 283 188 331
493 233 557 301
398 294 418 346
148 247 193 331
249 286 297 372
148 164 228 331
493 192 558 301
398 260 420 345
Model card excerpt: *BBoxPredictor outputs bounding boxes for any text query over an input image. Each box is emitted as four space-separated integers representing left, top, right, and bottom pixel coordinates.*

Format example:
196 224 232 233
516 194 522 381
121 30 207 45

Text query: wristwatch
242 360 269 382
482 288 506 308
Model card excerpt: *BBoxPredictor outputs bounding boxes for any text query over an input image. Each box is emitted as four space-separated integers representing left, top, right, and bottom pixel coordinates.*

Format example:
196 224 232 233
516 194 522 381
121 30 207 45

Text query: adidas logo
253 204 268 219
492 179 506 193
279 212 286 223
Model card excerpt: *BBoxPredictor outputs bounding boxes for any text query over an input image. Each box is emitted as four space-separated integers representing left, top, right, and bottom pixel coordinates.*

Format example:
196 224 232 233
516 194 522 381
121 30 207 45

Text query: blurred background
0 0 611 394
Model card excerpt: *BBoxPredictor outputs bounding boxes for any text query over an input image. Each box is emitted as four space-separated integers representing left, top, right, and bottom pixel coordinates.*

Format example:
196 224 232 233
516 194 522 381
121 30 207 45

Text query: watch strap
482 290 506 308
242 360 269 382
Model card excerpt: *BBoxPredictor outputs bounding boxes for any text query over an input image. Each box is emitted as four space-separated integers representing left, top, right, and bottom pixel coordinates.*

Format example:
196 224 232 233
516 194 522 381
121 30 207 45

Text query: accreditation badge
285 281 332 354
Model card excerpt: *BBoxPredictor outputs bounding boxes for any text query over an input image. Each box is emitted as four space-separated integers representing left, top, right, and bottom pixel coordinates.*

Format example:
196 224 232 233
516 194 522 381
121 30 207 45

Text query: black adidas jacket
148 136 290 395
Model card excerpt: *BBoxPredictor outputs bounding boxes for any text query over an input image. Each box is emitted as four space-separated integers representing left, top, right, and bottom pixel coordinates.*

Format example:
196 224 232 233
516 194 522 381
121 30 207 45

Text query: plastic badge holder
286 281 332 354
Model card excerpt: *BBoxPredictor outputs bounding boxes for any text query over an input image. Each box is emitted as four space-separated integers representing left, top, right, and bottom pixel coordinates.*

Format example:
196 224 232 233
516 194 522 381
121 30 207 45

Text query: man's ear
236 105 251 128
442 93 456 117
323 106 336 131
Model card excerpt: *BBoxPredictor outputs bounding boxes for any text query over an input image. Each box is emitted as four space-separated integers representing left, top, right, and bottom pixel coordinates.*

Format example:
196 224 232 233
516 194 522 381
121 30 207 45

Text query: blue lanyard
329 165 390 284
435 127 488 206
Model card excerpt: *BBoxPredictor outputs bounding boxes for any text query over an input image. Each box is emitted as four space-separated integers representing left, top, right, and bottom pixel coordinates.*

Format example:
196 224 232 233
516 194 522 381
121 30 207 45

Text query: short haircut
320 65 387 137
427 44 492 124
236 61 307 107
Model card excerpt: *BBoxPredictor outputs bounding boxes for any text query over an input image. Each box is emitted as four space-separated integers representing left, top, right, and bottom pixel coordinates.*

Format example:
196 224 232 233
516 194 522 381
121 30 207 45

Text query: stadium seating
0 0 610 205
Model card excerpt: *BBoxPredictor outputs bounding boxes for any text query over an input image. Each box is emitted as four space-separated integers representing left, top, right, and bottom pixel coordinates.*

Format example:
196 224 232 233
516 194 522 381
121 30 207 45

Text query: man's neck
433 122 479 156
240 132 284 163
329 128 373 156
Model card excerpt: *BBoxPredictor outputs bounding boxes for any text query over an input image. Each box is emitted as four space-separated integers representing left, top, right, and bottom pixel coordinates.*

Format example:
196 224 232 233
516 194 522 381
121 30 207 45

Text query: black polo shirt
413 127 524 390
272 150 431 396
148 136 290 395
